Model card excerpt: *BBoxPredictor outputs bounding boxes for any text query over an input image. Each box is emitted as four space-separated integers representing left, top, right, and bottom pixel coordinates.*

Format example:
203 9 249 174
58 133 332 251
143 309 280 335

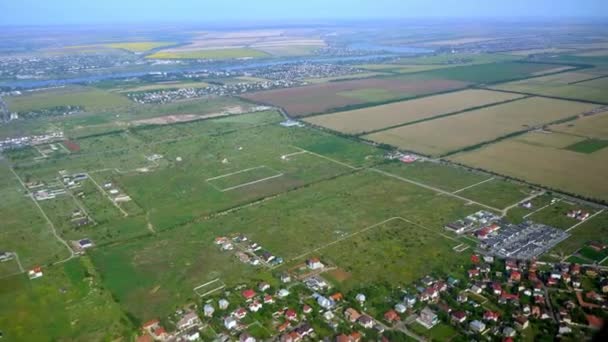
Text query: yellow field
513 72 599 84
355 64 453 73
305 89 524 134
147 48 269 59
363 97 597 156
550 111 608 139
449 131 608 201
304 72 387 84
530 66 575 76
104 42 175 52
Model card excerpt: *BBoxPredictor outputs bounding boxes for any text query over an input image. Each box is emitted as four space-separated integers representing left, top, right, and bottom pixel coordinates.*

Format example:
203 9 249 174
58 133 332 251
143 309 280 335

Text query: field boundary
206 165 284 192
193 278 226 297
355 95 531 137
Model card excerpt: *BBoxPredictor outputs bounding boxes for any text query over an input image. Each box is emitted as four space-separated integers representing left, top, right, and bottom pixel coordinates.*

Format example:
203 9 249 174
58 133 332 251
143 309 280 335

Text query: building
177 311 200 330
306 257 324 270
417 307 438 329
470 320 486 333
224 317 238 330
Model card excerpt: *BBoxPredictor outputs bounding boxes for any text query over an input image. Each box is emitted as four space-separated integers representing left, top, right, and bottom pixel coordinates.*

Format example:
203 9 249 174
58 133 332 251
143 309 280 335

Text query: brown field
449 131 608 202
241 78 469 116
518 71 600 84
327 268 352 282
550 111 608 139
363 97 598 156
506 48 577 56
304 89 524 134
530 66 575 76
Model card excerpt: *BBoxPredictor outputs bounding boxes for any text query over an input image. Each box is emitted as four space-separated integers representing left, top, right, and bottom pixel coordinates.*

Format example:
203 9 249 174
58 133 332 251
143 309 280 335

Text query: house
404 294 417 307
358 315 373 328
281 273 292 283
345 308 361 322
242 289 256 300
470 320 486 333
306 257 324 270
280 331 301 342
503 327 516 337
278 289 290 298
258 282 270 292
285 309 298 321
323 311 334 321
484 311 500 322
240 332 256 342
515 316 529 330
457 292 468 303
28 266 43 279
224 317 238 330
234 308 247 319
468 268 480 278
417 307 438 329
177 311 200 330
78 238 93 249
316 295 334 309
510 271 522 282
264 294 274 304
394 303 407 314
559 325 572 335
588 241 607 252
471 254 480 264
219 299 230 310
0 252 12 262
184 328 200 341
483 255 495 263
295 323 314 337
451 311 467 323
249 301 262 312
355 293 366 303
384 309 400 323
492 282 503 296
330 292 343 302
203 304 215 317
303 305 312 314
277 322 291 333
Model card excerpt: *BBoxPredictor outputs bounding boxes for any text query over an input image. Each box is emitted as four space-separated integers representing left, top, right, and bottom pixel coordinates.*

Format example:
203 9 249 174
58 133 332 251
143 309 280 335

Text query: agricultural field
147 48 270 59
0 257 133 341
551 111 608 140
242 77 469 117
6 86 131 113
304 89 524 134
394 53 521 66
449 130 608 202
456 178 533 210
373 161 492 193
115 81 210 93
400 61 571 84
364 97 597 156
104 41 176 52
89 169 482 320
490 73 608 104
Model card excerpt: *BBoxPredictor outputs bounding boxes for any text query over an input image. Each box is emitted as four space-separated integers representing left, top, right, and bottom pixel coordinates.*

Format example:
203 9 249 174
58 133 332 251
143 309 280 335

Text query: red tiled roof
242 289 256 299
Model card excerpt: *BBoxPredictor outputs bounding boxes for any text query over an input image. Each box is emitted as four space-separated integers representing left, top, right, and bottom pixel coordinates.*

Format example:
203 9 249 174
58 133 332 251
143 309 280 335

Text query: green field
0 258 132 341
375 161 492 192
6 86 131 113
549 211 608 259
565 139 608 153
457 179 533 210
404 61 568 84
147 48 270 59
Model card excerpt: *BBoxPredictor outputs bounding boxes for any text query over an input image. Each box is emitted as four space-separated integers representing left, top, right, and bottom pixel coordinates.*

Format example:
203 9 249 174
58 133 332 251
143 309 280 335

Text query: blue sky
1 0 607 26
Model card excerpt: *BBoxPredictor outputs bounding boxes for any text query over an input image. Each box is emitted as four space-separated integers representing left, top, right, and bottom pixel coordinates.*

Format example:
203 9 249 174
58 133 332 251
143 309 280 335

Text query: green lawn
550 211 608 257
0 257 132 341
457 179 533 210
528 201 595 230
409 322 460 341
376 161 492 192
6 86 131 113
565 139 608 153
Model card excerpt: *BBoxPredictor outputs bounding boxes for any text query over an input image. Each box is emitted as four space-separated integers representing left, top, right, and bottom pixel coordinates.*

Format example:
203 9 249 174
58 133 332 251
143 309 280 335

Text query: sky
1 0 607 26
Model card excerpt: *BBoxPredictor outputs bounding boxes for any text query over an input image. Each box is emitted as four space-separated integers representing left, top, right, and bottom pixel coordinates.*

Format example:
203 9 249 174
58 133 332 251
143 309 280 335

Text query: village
129 250 608 342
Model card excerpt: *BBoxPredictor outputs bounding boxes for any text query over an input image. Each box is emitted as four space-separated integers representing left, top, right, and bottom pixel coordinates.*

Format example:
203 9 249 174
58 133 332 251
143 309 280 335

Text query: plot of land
104 41 176 52
147 48 270 59
449 131 608 202
490 74 608 104
6 86 131 112
305 89 524 134
206 166 283 192
565 139 608 153
90 170 482 320
551 111 608 139
242 77 469 117
457 179 532 210
117 81 210 93
364 97 597 156
549 211 608 259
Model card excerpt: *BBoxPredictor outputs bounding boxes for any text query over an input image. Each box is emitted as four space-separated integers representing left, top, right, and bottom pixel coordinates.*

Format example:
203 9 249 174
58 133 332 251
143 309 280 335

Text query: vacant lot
90 170 482 320
549 212 608 259
6 86 131 112
317 218 467 290
242 77 469 116
551 112 608 139
491 74 608 104
147 48 270 59
305 89 523 134
364 97 597 156
457 179 533 210
450 131 608 202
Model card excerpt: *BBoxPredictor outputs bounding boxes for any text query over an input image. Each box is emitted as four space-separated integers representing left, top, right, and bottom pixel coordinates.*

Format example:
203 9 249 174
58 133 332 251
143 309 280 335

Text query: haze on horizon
1 0 608 26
